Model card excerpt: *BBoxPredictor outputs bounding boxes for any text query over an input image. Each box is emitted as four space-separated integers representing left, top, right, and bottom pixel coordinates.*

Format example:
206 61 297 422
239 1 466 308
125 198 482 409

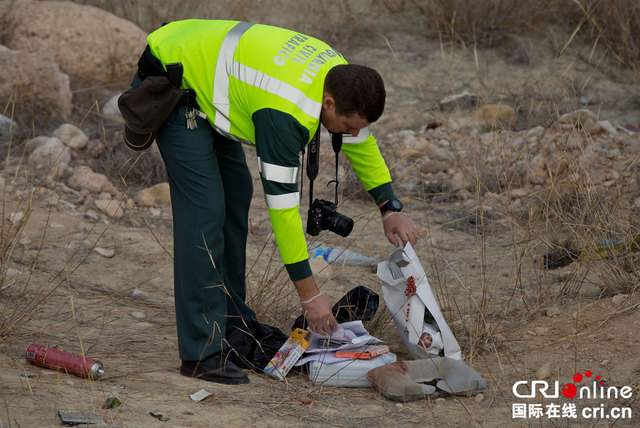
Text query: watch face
391 199 402 210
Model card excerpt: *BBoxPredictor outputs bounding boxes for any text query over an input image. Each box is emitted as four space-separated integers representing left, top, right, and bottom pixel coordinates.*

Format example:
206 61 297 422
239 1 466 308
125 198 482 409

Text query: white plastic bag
377 242 461 360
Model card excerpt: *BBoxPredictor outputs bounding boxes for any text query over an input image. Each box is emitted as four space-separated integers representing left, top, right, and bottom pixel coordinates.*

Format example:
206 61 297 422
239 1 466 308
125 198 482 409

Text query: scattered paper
295 321 383 366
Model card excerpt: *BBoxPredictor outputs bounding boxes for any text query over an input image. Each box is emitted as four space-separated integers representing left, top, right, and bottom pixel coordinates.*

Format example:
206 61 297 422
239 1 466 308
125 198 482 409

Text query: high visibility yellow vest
147 20 393 279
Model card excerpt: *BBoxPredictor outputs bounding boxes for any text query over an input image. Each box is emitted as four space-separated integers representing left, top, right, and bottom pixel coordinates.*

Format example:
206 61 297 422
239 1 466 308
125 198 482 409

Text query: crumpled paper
377 242 461 360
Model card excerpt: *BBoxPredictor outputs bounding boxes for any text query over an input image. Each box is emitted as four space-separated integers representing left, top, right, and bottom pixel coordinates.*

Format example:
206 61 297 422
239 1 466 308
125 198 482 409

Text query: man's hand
301 294 338 336
294 275 338 336
383 212 420 247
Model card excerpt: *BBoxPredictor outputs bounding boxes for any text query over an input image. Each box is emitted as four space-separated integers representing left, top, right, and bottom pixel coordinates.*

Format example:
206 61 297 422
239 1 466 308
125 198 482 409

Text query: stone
534 326 549 335
68 166 117 195
134 190 155 207
53 123 89 149
93 247 115 258
472 104 516 127
597 120 618 135
95 199 124 218
132 288 149 299
0 0 147 84
611 294 628 305
0 46 72 120
24 136 50 154
509 188 529 199
536 362 551 380
546 305 561 317
28 137 71 172
102 94 123 120
131 311 145 320
135 182 171 207
559 109 597 127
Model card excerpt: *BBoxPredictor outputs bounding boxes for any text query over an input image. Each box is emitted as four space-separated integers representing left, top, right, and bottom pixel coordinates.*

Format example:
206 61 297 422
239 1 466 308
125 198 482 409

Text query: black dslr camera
306 199 354 237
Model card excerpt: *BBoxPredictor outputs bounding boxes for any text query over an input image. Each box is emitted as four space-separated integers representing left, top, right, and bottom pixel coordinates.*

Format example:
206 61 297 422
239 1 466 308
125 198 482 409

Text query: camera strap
305 129 343 206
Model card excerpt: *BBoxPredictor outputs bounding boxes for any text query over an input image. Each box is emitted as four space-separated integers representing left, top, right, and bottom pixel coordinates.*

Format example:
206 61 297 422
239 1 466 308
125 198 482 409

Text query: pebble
131 311 145 319
474 393 484 402
611 294 628 305
536 362 551 380
534 327 549 335
132 288 149 299
601 359 609 367
546 305 561 317
93 247 115 258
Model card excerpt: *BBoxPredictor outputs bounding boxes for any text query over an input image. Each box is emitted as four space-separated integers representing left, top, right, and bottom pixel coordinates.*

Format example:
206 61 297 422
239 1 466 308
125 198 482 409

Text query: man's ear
322 93 335 111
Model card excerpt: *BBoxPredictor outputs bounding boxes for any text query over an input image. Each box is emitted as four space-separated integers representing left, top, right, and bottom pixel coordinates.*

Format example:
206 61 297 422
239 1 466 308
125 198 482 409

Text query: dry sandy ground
2 31 640 427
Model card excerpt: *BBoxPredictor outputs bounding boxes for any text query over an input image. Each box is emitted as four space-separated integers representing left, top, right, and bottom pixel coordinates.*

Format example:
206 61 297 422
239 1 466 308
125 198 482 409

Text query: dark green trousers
156 105 256 361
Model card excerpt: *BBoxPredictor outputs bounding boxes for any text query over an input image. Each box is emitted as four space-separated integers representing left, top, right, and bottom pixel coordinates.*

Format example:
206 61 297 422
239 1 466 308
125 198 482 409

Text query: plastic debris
103 396 121 409
309 245 378 266
189 389 212 402
149 411 170 421
58 410 105 425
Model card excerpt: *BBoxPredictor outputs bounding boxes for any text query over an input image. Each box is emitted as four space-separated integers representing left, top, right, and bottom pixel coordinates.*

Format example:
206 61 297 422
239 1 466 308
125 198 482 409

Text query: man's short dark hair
325 64 385 123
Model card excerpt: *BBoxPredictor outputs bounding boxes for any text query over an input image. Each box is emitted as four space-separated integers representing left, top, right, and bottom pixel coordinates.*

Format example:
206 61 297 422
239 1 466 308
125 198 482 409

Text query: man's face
320 95 370 136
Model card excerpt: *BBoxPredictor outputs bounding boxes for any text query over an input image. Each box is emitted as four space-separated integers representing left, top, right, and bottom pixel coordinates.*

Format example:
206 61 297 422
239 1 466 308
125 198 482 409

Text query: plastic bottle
309 245 378 266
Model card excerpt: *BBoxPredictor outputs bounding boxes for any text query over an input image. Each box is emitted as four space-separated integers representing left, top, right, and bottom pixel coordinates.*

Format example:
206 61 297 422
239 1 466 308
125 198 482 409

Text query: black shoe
180 353 250 385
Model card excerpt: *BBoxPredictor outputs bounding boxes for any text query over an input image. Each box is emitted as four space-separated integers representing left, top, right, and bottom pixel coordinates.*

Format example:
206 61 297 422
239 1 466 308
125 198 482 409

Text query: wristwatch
379 197 403 215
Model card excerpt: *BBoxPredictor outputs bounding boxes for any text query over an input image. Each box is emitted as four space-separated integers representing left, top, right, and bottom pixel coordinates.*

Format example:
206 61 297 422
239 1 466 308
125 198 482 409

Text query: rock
132 288 149 299
102 94 123 120
597 120 618 135
565 136 585 150
0 268 19 291
611 294 628 305
131 311 145 320
95 199 124 218
546 305 561 317
534 326 549 335
472 104 516 127
0 113 17 136
0 46 72 120
68 166 117 195
93 247 115 258
28 137 71 172
24 136 50 154
601 359 609 367
509 188 529 199
474 393 484 402
559 109 597 127
0 0 147 84
53 124 89 149
134 182 171 207
133 190 156 208
536 362 551 380
526 126 545 138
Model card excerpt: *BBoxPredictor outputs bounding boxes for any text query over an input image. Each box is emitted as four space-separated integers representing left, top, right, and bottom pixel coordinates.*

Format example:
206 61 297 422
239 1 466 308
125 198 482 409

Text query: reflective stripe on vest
265 192 300 209
213 21 254 132
343 127 372 144
258 157 299 184
212 22 322 136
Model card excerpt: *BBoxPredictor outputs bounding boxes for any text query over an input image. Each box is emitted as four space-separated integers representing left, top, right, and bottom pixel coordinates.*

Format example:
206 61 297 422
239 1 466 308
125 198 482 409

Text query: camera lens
327 212 354 237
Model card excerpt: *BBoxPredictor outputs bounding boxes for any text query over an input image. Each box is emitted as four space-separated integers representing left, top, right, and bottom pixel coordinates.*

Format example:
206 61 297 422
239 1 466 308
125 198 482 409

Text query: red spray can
25 344 104 379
